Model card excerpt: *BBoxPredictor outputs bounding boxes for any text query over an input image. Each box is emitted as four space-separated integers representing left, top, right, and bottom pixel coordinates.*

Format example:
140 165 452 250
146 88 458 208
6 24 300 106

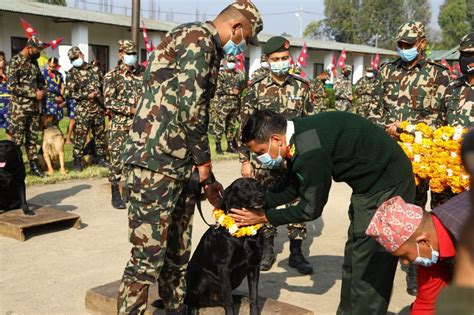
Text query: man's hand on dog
241 161 254 178
229 208 268 227
204 182 224 208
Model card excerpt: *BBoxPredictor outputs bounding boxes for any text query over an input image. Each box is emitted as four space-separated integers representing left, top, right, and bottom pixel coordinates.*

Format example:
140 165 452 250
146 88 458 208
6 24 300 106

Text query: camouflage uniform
334 66 353 112
117 1 263 312
310 78 327 112
210 56 244 145
65 47 106 160
251 66 269 81
240 72 314 239
354 74 378 120
103 41 143 183
7 39 45 162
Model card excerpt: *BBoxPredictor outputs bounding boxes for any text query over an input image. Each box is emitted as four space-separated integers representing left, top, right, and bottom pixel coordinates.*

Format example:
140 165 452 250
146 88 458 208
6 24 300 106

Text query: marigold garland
212 209 262 238
398 123 469 194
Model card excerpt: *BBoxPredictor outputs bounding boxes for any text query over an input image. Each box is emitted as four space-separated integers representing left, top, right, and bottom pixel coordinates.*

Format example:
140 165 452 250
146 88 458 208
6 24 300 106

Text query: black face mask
31 51 40 60
460 55 474 75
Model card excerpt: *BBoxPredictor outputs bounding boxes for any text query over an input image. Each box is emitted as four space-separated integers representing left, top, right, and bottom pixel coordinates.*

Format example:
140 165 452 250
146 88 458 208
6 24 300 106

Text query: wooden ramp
0 205 81 241
85 280 314 315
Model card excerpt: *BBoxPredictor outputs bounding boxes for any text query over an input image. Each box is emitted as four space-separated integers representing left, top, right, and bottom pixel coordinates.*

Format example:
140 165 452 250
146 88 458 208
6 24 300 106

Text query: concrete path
1 159 413 314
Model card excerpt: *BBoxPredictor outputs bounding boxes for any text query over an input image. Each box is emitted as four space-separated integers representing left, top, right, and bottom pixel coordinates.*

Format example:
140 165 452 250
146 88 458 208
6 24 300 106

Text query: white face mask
72 58 84 68
261 62 269 69
366 72 374 78
123 54 137 66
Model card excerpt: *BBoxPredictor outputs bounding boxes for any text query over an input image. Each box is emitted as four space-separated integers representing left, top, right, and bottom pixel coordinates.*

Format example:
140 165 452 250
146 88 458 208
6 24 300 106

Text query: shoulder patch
249 75 265 87
292 74 310 86
295 129 321 155
427 59 448 70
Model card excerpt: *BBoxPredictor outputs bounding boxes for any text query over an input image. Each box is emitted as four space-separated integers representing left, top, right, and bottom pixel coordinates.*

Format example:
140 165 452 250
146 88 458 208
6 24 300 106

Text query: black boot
165 305 188 315
73 157 82 172
226 141 238 153
260 236 276 271
29 159 44 177
215 141 224 155
95 155 109 167
289 239 313 275
111 181 126 209
406 264 418 296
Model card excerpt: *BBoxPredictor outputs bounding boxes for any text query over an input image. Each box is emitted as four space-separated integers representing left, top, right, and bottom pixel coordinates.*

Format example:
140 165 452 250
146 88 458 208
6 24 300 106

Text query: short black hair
241 110 287 144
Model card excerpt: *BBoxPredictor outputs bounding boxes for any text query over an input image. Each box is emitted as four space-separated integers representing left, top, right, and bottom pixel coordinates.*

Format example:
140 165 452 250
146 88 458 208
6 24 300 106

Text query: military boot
260 236 276 271
226 141 238 153
111 181 126 209
29 159 44 177
96 155 110 168
215 141 224 155
73 157 82 172
406 264 418 296
288 239 313 275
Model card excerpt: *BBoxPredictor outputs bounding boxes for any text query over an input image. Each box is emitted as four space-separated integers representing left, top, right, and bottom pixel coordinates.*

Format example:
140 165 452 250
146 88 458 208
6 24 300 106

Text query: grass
0 118 238 186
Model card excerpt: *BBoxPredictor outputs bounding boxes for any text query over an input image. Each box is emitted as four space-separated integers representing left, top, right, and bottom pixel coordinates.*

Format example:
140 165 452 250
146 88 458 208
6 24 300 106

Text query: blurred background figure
0 51 12 140
42 57 65 121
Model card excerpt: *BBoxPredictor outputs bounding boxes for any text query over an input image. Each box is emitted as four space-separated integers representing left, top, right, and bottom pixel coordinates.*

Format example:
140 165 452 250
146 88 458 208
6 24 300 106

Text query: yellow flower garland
212 209 262 238
398 123 469 194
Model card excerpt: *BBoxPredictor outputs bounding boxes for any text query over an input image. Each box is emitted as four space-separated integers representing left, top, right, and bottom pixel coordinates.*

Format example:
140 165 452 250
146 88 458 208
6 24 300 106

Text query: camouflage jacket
122 21 222 179
354 76 378 117
7 53 45 112
214 69 244 100
239 73 315 163
438 76 474 127
103 63 143 129
65 62 104 114
374 58 450 126
310 79 326 112
334 75 353 102
250 67 269 82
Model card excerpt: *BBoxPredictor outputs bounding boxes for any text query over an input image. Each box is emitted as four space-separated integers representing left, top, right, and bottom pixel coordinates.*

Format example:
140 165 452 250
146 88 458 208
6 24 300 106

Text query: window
313 63 324 78
89 44 109 75
11 37 28 57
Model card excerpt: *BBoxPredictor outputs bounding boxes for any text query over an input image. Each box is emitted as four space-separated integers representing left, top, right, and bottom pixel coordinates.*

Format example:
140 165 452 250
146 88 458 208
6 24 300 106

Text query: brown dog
40 114 66 175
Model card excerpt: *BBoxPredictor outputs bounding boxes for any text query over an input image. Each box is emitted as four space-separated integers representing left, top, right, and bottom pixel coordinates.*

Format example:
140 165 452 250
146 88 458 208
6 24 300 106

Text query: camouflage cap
396 22 425 44
260 54 267 62
365 66 374 71
228 0 263 46
27 36 45 50
262 36 290 55
459 33 474 52
68 46 82 61
118 39 137 54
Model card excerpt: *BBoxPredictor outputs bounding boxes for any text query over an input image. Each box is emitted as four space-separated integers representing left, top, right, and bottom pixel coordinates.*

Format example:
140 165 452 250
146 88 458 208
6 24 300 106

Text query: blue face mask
123 54 137 66
226 62 235 70
257 139 283 168
413 243 439 267
397 46 419 62
270 60 291 76
223 28 247 56
72 58 84 68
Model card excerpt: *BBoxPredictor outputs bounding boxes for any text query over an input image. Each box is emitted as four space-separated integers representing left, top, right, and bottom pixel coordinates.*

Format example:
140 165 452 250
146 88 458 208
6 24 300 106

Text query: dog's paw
47 170 54 176
60 169 67 176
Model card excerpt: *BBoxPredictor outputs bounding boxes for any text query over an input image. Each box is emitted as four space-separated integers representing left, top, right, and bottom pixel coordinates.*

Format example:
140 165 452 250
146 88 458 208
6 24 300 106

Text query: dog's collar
212 208 262 238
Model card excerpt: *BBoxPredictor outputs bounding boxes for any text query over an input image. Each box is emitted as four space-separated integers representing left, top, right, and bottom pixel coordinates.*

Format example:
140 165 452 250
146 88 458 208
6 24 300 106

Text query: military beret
119 39 137 54
263 36 290 55
228 0 263 46
68 46 82 61
459 33 474 52
396 22 425 44
27 36 45 50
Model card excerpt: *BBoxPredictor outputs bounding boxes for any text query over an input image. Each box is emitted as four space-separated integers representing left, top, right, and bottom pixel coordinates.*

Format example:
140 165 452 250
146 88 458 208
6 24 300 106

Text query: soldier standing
116 1 262 314
7 36 46 177
240 36 314 275
334 65 353 112
310 70 329 112
65 46 108 172
0 51 11 139
354 67 378 119
103 40 143 209
210 55 244 154
375 21 450 296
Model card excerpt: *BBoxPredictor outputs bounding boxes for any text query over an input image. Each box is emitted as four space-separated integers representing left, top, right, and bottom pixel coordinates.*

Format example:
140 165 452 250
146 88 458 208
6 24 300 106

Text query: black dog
185 178 265 315
0 140 34 215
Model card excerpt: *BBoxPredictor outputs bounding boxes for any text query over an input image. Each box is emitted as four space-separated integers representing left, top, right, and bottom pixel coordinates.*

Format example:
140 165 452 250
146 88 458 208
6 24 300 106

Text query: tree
438 0 471 48
36 0 67 5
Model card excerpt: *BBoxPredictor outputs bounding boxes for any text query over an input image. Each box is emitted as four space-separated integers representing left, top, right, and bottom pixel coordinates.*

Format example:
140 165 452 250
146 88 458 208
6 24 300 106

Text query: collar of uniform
455 75 472 87
202 21 222 51
266 73 293 87
119 63 134 75
396 57 426 70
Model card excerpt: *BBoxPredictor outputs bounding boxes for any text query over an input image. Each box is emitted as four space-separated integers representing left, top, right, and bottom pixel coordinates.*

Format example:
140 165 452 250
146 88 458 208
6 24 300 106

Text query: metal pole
132 0 140 51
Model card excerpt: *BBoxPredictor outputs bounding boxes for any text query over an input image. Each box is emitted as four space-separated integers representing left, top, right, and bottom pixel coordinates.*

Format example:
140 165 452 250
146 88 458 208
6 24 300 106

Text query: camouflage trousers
254 166 306 240
8 108 39 161
108 123 129 182
73 112 106 158
210 96 239 143
117 166 195 314
335 99 352 112
356 96 379 119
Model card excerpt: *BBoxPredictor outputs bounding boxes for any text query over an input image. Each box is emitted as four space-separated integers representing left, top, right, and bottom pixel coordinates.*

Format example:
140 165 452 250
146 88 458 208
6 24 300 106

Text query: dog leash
189 169 214 227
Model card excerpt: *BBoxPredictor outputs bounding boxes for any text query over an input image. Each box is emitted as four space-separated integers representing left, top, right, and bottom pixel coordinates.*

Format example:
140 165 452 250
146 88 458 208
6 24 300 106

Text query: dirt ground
1 159 414 314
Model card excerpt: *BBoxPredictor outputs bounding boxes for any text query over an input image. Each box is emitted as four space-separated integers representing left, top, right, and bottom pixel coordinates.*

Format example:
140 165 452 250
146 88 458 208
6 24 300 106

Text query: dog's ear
221 184 234 213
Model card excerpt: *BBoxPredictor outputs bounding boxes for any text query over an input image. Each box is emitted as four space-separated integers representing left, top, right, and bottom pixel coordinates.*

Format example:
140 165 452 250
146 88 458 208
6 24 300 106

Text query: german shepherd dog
185 178 265 315
40 114 66 175
0 140 34 215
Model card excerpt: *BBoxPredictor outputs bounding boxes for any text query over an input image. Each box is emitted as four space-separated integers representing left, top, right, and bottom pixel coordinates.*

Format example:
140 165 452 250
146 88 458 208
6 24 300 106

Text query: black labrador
0 140 34 215
185 178 265 315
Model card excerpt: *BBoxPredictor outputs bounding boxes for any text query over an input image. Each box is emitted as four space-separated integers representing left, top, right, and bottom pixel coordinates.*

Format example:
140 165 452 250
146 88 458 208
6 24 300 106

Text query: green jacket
265 112 413 226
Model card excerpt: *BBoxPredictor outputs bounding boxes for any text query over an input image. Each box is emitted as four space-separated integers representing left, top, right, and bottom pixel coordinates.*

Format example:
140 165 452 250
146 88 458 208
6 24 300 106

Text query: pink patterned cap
366 196 423 252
